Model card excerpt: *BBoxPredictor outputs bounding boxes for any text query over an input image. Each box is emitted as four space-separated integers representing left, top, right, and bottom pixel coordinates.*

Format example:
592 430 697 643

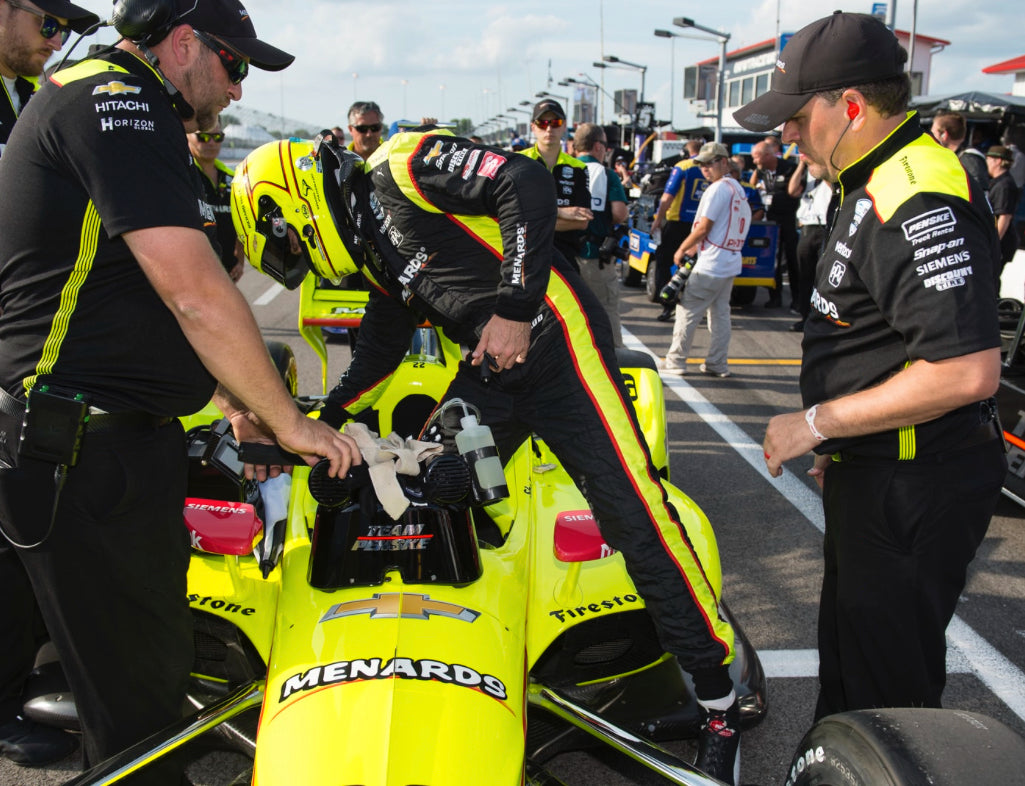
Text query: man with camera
662 142 752 378
574 122 628 347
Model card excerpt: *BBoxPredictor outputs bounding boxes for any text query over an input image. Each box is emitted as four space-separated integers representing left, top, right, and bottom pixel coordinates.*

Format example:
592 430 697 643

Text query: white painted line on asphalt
254 282 285 306
621 327 1025 723
758 649 820 679
758 648 971 679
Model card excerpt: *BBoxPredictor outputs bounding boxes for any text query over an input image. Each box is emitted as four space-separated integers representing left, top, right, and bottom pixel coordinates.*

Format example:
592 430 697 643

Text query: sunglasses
194 132 225 143
6 0 71 44
351 123 383 134
193 29 248 85
534 117 565 130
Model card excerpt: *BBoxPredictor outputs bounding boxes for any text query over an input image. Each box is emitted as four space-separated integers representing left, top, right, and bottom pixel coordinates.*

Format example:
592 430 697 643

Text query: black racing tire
644 258 659 302
730 285 757 307
997 297 1023 332
784 708 1025 786
265 340 298 397
623 264 643 287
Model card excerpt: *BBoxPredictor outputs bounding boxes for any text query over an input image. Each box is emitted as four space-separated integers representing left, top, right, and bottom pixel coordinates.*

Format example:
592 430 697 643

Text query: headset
846 101 859 120
111 0 181 45
109 0 196 120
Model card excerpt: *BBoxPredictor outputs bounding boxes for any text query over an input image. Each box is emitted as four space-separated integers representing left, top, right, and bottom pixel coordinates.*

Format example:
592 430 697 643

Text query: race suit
320 132 736 688
801 112 1005 716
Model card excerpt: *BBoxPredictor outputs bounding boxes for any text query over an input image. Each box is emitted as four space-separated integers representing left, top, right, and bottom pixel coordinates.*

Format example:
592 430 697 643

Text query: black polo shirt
0 50 215 415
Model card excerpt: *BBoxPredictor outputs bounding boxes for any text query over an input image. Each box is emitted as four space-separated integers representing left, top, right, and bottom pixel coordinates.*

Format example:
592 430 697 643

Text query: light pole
401 79 409 118
653 29 685 129
673 17 731 143
352 72 358 103
439 84 446 122
594 58 648 155
602 55 647 105
561 75 623 125
507 106 530 132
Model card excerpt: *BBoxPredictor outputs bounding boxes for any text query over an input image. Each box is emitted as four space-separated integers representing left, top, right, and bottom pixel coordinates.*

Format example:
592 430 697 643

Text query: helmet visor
255 198 312 290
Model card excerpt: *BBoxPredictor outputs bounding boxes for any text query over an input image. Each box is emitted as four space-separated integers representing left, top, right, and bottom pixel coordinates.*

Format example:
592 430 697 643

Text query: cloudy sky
80 0 1020 131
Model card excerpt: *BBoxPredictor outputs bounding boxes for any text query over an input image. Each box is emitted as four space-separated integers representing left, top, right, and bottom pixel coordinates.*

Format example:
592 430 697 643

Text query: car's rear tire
785 708 1025 785
623 264 643 287
645 259 659 302
730 285 757 307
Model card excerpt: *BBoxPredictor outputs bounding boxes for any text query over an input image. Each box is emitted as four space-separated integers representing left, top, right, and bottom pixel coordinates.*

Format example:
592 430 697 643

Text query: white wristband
805 405 827 442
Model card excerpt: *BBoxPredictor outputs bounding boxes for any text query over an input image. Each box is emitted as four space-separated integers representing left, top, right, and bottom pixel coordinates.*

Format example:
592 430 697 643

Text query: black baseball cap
532 98 566 122
734 11 907 133
986 145 1013 163
177 0 294 71
35 0 100 33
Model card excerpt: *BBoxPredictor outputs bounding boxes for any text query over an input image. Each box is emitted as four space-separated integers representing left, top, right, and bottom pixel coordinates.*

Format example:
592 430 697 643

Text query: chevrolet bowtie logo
92 81 141 96
320 593 481 623
422 140 444 166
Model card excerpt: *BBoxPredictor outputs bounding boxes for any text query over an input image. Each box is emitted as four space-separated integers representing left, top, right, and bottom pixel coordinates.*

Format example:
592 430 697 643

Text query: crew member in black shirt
985 145 1021 275
738 12 1004 718
751 140 803 308
189 119 244 281
0 1 358 780
0 0 100 769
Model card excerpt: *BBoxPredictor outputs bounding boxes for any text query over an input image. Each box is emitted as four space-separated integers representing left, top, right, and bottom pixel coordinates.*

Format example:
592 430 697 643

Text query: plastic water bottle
455 412 509 505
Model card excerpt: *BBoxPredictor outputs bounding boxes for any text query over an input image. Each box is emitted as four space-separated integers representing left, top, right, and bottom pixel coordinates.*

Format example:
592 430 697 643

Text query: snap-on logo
902 207 956 241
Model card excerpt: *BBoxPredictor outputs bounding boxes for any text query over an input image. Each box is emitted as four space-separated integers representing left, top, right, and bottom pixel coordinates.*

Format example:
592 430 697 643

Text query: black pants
796 224 826 319
0 544 41 723
3 421 192 784
815 439 1005 718
654 220 692 295
771 214 799 304
440 267 735 698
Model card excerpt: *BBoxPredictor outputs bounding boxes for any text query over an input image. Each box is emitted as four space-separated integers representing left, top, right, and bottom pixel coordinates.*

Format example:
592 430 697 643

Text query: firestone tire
784 708 1025 786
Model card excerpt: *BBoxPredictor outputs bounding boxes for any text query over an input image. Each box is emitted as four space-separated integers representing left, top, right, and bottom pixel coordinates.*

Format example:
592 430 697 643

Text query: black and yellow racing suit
321 131 736 690
800 112 1005 716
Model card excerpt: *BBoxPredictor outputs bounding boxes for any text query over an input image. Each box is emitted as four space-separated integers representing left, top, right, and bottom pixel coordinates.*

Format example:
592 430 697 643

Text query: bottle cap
460 414 478 431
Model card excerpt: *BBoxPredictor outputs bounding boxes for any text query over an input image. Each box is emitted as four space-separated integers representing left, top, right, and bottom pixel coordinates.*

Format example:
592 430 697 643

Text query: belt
86 409 174 435
833 418 1002 464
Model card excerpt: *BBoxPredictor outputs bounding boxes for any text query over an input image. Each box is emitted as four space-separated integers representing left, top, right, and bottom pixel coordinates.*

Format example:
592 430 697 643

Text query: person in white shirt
663 142 752 378
791 158 834 331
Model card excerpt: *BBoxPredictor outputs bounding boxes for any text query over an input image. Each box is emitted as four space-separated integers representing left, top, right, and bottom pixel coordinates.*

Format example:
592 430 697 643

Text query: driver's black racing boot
695 700 740 785
0 716 78 767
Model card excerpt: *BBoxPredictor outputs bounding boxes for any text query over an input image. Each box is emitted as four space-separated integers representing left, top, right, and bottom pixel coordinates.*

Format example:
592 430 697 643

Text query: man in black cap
740 12 1005 718
0 0 98 154
985 145 1021 273
0 1 360 780
0 0 98 768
